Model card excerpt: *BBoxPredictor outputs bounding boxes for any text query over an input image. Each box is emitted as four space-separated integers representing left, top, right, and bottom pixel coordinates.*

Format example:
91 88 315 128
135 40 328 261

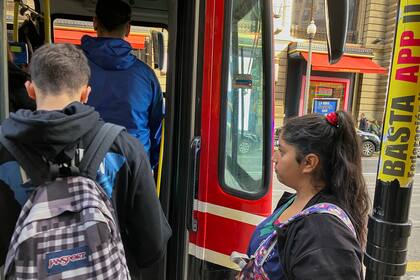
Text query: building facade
273 0 398 128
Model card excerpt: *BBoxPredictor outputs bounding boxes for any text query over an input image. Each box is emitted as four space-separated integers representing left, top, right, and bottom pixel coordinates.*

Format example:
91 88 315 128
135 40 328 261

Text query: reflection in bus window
221 0 265 196
6 0 35 20
52 19 168 92
6 0 36 41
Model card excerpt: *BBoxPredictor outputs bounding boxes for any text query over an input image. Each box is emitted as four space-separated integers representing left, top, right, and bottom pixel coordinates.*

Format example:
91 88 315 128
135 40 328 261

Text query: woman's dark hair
282 111 370 246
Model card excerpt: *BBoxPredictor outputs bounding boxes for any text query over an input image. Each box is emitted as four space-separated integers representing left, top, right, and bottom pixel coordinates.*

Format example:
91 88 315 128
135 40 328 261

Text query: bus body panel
188 0 273 273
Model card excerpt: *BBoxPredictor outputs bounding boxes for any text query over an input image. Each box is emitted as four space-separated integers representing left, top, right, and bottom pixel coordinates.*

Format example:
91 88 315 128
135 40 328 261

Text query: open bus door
164 0 275 278
175 0 350 279
183 0 274 278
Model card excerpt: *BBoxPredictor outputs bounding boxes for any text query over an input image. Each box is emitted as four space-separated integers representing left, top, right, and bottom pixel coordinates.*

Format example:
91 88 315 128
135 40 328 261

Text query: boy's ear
301 153 320 174
25 81 36 100
80 85 91 103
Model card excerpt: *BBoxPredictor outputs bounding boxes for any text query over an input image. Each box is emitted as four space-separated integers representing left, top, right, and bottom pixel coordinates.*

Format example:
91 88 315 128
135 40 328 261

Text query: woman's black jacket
276 190 364 280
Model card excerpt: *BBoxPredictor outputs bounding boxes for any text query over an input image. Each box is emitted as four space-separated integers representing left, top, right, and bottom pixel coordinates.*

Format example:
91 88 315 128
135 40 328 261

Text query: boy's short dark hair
96 0 131 32
30 44 90 95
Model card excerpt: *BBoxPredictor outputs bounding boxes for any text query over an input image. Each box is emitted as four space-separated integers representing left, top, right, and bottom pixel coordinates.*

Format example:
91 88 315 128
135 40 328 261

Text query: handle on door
186 136 201 232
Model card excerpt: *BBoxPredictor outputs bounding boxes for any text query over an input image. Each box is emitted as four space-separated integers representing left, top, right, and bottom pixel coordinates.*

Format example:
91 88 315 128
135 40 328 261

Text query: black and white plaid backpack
0 123 131 280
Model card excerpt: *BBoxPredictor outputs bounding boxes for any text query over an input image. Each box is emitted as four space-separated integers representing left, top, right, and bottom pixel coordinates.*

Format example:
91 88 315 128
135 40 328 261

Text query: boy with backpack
0 43 171 279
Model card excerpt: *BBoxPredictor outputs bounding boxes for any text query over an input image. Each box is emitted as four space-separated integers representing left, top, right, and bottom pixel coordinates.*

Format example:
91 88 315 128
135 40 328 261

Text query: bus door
186 0 273 278
183 0 350 278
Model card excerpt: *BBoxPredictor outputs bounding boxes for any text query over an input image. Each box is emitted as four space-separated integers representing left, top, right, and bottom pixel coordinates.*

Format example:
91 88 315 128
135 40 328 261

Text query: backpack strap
0 128 47 186
0 123 124 185
277 203 356 237
79 123 124 179
251 203 355 269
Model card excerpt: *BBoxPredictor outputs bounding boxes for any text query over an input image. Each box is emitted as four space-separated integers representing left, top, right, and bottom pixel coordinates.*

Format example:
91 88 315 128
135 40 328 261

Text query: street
272 156 420 279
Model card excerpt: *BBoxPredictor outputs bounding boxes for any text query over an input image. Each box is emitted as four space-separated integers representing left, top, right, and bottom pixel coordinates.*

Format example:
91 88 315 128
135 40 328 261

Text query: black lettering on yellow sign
409 154 417 177
383 95 415 177
388 127 410 142
411 106 420 177
403 5 420 23
389 110 413 124
386 144 409 160
379 3 420 185
392 95 415 111
383 161 405 176
389 96 414 125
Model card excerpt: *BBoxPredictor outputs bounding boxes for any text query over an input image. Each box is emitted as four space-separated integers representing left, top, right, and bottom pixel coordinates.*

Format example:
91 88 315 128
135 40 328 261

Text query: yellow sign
378 0 420 187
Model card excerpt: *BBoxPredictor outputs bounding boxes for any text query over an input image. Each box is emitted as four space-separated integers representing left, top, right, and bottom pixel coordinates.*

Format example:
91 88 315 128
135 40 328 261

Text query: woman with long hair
235 111 370 280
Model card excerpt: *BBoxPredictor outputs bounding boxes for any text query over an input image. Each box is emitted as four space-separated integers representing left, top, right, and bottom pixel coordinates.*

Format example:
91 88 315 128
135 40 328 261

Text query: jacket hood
81 35 136 70
2 102 100 161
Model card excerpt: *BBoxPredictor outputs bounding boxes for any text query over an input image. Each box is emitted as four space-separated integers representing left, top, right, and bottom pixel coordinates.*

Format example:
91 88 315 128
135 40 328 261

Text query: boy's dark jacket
277 190 364 280
0 102 171 274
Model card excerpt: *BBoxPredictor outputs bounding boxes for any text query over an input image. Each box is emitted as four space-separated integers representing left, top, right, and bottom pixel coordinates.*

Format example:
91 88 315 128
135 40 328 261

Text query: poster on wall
312 98 340 115
315 86 333 97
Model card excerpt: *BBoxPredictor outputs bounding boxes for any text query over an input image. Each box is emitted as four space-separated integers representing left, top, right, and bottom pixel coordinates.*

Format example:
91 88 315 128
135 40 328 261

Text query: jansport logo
48 251 87 269
46 246 90 275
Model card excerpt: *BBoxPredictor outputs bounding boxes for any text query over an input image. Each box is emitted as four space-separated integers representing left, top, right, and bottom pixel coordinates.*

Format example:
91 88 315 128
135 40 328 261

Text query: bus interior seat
8 42 29 66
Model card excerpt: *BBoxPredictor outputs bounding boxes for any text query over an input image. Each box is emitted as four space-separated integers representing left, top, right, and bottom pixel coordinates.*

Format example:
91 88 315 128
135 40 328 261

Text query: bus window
6 0 37 42
220 0 266 197
52 18 168 92
6 0 36 24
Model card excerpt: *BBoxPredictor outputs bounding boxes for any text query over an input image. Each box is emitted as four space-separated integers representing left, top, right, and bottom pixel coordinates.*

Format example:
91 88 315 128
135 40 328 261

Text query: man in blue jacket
81 0 163 169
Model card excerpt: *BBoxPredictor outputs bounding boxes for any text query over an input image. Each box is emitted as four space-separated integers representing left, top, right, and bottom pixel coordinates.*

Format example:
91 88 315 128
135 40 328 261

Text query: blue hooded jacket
81 36 163 168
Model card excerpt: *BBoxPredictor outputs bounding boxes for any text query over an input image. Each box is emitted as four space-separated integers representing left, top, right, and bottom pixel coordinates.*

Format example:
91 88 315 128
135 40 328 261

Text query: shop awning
300 52 387 74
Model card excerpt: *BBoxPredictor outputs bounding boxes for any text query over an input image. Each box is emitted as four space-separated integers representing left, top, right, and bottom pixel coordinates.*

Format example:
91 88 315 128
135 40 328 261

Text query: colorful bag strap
253 203 356 267
277 202 356 237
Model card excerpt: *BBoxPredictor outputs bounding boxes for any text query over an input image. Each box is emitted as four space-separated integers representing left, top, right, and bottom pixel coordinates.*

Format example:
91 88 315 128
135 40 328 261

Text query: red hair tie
326 112 339 127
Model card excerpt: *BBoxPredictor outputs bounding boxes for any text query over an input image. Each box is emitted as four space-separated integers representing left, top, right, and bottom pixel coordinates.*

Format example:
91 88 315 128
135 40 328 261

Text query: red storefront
286 42 387 117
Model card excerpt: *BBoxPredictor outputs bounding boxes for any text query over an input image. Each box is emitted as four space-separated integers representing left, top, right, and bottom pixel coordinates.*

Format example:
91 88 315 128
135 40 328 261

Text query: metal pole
13 0 20 41
0 0 10 121
303 37 313 115
43 0 51 43
364 0 418 278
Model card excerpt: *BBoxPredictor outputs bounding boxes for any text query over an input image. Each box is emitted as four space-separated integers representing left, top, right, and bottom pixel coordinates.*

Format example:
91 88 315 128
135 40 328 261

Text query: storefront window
301 77 350 115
